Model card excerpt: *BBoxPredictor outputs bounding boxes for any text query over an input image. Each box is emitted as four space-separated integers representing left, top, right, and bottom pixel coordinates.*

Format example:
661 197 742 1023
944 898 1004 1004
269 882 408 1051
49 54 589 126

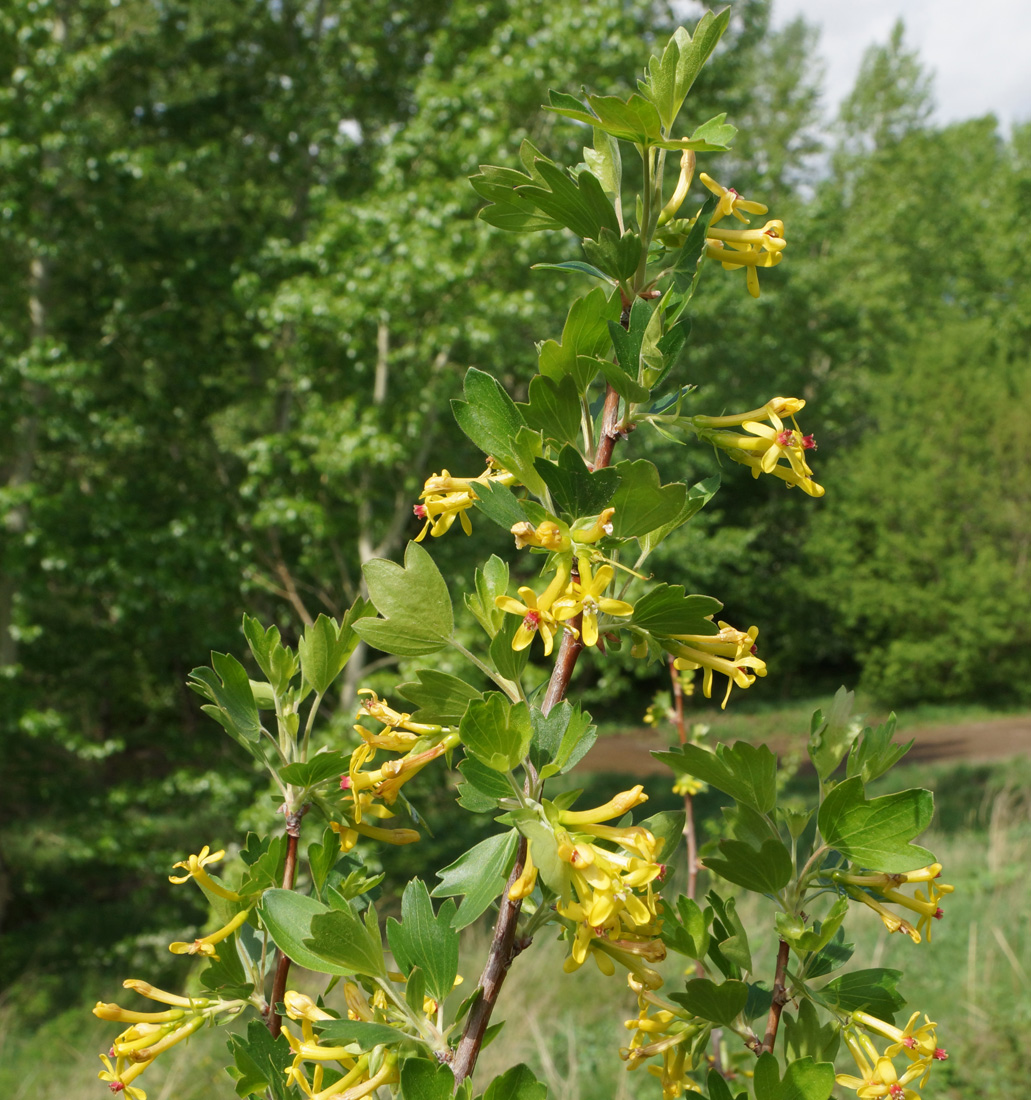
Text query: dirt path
578 715 1031 776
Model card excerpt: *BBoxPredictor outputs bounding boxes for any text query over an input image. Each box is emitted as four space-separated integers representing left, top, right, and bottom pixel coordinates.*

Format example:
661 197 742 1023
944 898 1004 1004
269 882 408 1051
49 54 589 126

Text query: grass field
4 713 1029 1100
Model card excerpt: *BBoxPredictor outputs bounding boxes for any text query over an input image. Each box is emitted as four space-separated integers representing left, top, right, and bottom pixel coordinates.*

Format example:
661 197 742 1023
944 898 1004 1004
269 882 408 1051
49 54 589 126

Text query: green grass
7 752 1031 1100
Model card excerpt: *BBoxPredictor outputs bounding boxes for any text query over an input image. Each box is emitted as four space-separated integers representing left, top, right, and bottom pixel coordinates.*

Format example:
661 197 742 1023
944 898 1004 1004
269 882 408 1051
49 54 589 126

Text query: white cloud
770 0 1031 130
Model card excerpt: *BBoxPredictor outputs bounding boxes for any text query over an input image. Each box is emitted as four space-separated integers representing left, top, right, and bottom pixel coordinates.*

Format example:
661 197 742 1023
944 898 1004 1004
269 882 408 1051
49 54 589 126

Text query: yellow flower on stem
98 1052 152 1099
658 150 697 227
843 884 922 943
836 1029 932 1100
168 846 244 902
669 622 766 709
552 558 634 647
510 519 571 552
833 865 953 943
852 1010 948 1066
168 906 252 961
494 560 571 656
413 465 516 541
699 172 768 225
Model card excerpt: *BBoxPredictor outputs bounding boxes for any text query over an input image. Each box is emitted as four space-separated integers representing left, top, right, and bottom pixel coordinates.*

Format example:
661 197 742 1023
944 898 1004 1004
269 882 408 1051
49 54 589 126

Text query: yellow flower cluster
833 864 954 945
337 691 460 850
541 786 668 984
413 462 516 541
94 981 246 1100
688 396 824 497
621 977 707 1099
670 621 767 709
281 989 401 1100
699 172 786 299
495 523 634 655
837 1010 948 1100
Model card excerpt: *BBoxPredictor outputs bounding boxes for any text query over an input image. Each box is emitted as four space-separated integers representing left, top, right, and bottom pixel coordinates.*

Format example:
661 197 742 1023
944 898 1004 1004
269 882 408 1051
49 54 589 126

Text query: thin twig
668 655 698 901
266 806 309 1038
760 939 791 1055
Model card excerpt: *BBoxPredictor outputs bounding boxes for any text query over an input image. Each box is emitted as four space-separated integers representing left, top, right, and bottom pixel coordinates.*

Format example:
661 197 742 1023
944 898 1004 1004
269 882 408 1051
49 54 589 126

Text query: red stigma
340 775 351 790
109 1084 125 1094
750 644 758 655
524 610 541 632
934 908 944 920
802 434 817 450
413 504 427 518
889 1085 905 1099
656 864 668 882
934 1048 948 1061
776 429 794 446
903 1037 917 1049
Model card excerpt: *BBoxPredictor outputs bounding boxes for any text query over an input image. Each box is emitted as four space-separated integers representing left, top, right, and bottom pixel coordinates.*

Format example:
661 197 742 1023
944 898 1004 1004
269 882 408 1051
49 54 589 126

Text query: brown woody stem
266 805 308 1038
760 938 791 1055
453 379 628 1087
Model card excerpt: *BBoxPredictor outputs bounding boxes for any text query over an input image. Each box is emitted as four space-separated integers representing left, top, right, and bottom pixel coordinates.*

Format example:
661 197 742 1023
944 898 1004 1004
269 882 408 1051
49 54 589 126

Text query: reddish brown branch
266 806 308 1038
760 938 791 1055
450 838 528 1083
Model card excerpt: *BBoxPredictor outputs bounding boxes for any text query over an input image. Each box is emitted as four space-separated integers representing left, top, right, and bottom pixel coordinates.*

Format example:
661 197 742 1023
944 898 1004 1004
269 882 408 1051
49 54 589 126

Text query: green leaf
594 356 651 403
399 1058 455 1100
846 714 913 784
607 297 654 380
654 742 777 814
808 686 859 781
806 927 855 979
530 259 613 282
707 890 753 975
671 978 747 1026
753 1052 835 1100
582 227 641 282
609 460 688 537
396 670 483 725
658 112 737 152
385 879 459 1003
530 701 596 780
459 694 533 773
745 981 773 1022
534 445 621 520
278 750 349 789
481 1063 548 1100
548 91 663 146
451 368 544 494
227 1020 293 1100
188 652 263 744
640 473 720 555
538 288 620 395
630 583 721 636
704 838 793 894
640 11 731 131
242 616 298 696
471 479 529 533
818 776 934 872
306 900 386 979
489 615 531 684
783 999 841 1065
659 896 711 959
258 889 352 977
315 1020 406 1048
433 830 520 930
519 374 582 448
470 163 564 233
585 126 622 199
353 541 453 657
298 613 359 696
795 896 849 955
820 968 905 1023
706 1068 737 1100
307 826 341 901
516 161 620 242
467 555 510 639
457 756 514 812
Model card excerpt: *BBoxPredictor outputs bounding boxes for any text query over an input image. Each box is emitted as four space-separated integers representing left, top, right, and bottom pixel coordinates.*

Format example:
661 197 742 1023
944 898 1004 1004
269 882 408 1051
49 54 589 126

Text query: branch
669 655 698 900
266 805 309 1038
760 938 791 1055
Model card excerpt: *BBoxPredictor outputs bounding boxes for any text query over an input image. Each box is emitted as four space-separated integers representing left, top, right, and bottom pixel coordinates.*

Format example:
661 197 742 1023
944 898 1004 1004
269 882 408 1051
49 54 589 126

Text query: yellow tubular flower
836 1029 932 1100
511 519 571 551
494 560 571 656
168 846 244 902
552 558 634 647
414 465 517 541
168 906 252 960
98 1053 153 1100
508 842 539 901
559 785 648 825
658 150 697 227
853 1010 949 1066
843 885 922 943
699 172 769 224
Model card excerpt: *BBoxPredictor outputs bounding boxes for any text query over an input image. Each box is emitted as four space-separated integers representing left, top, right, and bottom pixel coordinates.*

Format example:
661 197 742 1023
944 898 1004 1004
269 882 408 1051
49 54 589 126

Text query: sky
767 0 1031 131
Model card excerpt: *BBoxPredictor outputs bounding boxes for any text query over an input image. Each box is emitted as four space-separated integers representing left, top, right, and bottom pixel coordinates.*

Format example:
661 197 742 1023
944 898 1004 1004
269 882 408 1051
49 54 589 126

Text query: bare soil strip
578 716 1031 776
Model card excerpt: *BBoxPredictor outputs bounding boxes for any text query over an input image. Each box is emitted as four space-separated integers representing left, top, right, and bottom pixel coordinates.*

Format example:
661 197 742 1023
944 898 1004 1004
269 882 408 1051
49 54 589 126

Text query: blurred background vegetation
1 0 1028 1095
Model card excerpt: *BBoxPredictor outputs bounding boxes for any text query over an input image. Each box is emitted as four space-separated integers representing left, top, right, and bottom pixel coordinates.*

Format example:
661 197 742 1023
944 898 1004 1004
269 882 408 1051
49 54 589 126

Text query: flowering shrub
93 11 952 1100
